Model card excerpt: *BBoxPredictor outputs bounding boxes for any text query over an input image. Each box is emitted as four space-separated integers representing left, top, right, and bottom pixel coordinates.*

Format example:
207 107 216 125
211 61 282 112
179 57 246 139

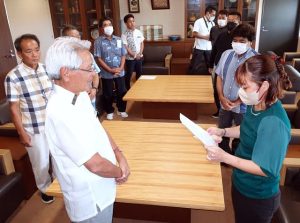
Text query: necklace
251 106 261 116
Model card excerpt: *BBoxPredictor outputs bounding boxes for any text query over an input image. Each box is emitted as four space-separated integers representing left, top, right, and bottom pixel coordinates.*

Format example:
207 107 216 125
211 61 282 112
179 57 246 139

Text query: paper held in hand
179 113 216 146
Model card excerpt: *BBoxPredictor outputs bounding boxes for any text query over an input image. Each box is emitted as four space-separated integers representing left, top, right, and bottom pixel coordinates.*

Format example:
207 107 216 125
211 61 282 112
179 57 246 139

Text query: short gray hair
45 37 91 79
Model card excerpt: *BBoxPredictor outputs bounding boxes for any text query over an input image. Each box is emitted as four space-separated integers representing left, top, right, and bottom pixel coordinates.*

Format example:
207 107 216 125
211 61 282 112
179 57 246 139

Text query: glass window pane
242 0 257 27
224 0 238 11
186 0 201 38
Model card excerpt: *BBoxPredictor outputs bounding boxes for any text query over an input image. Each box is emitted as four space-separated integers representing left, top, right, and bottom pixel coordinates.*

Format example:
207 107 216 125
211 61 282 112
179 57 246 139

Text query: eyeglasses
77 68 94 73
78 63 98 73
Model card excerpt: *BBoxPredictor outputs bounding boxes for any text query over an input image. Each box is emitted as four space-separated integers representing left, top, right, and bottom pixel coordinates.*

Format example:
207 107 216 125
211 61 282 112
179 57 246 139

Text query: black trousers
232 185 280 223
218 109 244 154
188 49 211 75
212 70 220 112
125 59 143 90
101 76 127 114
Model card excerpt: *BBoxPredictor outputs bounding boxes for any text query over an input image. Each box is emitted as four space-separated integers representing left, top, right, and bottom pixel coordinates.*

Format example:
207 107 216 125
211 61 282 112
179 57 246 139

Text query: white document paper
180 113 216 146
139 75 157 80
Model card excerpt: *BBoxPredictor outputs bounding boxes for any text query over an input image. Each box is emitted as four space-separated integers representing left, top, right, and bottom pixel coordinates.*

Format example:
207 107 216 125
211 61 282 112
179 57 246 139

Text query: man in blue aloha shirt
94 17 128 120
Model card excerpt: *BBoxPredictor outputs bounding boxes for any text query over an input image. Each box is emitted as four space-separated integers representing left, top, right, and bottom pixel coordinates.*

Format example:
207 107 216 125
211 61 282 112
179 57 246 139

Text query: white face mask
217 19 227 27
209 16 215 22
238 88 260 105
104 26 114 36
232 42 249 55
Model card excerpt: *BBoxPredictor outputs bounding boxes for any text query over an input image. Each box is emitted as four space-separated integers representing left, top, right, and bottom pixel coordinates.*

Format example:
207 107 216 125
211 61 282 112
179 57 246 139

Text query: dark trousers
212 70 220 112
188 49 211 75
101 77 127 114
232 185 280 223
125 59 143 90
218 109 244 154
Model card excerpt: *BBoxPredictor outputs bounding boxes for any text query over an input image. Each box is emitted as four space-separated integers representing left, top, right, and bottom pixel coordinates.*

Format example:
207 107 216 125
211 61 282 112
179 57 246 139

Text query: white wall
119 0 185 38
4 0 54 62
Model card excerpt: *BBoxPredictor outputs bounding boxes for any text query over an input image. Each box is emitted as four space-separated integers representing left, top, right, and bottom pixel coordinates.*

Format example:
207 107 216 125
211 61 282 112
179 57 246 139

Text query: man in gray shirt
215 24 258 154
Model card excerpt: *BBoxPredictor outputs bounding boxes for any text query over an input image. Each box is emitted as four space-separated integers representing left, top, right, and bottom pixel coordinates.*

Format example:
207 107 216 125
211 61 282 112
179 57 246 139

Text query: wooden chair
142 45 172 75
0 149 24 222
282 65 300 105
273 100 300 223
292 58 300 72
275 157 300 223
283 52 300 65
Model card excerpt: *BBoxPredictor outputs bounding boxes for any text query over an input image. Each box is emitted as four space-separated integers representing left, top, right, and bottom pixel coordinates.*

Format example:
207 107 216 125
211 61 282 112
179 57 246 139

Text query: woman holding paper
205 55 292 223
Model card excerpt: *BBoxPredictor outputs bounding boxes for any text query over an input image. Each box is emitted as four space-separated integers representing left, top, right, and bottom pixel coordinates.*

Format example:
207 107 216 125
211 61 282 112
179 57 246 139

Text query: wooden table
46 121 224 222
123 75 214 120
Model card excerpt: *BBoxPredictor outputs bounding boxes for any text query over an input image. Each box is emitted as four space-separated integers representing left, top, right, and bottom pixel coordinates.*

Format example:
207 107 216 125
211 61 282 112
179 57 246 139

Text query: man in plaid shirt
4 34 54 203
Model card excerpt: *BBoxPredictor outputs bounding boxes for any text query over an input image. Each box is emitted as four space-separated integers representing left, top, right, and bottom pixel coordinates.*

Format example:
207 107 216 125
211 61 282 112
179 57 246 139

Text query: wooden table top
46 121 225 211
123 75 214 103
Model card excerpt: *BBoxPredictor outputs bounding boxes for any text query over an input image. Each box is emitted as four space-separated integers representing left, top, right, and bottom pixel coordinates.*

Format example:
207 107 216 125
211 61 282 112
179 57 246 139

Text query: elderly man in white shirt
44 37 130 223
188 6 216 74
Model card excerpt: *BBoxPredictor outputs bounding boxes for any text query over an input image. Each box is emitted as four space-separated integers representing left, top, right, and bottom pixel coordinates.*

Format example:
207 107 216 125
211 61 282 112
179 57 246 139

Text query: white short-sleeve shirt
121 28 145 60
193 17 214 50
45 85 116 222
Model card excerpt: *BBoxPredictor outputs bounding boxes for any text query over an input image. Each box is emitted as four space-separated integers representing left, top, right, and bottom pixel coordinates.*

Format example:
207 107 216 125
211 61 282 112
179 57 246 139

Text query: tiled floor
8 100 236 223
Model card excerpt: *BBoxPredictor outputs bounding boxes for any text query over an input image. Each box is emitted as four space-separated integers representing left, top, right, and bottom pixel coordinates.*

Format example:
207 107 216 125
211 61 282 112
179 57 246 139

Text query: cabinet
185 0 259 38
49 0 121 41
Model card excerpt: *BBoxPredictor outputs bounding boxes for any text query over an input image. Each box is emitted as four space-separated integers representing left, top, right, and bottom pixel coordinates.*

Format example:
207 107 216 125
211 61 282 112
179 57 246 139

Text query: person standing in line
121 14 145 90
209 9 228 46
215 24 258 154
4 34 54 203
94 17 128 120
209 11 241 118
62 25 101 111
188 6 216 75
206 54 292 223
45 37 130 223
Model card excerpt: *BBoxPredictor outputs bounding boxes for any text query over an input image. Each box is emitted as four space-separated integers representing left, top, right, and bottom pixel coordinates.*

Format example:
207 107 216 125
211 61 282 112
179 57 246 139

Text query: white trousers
25 132 52 193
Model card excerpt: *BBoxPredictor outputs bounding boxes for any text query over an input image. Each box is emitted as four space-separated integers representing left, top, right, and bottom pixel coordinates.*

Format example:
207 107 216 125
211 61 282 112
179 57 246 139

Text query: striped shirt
5 62 53 134
215 48 258 113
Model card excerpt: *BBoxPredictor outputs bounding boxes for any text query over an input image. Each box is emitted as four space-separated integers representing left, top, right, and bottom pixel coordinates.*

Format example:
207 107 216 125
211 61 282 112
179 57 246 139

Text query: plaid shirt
5 62 53 134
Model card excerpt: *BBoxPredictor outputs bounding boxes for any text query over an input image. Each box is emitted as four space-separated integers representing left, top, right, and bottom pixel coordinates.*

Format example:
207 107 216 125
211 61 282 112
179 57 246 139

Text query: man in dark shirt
210 10 228 46
209 11 241 118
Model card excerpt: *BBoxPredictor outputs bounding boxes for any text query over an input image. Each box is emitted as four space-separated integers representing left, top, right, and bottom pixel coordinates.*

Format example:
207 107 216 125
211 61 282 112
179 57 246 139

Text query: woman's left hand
204 145 227 162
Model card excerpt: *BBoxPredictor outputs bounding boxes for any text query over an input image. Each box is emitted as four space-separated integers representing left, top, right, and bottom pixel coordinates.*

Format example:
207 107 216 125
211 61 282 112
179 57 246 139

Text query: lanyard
203 16 213 32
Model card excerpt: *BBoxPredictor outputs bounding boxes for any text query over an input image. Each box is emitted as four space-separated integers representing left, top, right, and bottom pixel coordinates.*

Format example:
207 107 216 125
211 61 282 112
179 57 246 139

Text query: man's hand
88 88 97 100
20 132 32 147
136 53 143 60
220 97 235 110
208 68 213 74
115 150 130 184
231 98 242 107
111 68 122 76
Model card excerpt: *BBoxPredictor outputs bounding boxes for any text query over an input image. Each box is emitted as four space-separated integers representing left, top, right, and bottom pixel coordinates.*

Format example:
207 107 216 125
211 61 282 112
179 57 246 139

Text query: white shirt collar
21 62 44 74
53 84 79 105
